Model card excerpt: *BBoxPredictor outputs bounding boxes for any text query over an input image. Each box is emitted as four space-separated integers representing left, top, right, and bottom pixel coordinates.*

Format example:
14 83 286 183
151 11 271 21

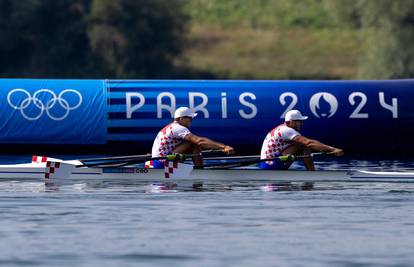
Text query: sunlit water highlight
0 156 414 266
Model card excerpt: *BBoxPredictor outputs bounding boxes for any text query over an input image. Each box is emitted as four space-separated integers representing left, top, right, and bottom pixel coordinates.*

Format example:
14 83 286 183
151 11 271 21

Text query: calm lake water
0 155 414 267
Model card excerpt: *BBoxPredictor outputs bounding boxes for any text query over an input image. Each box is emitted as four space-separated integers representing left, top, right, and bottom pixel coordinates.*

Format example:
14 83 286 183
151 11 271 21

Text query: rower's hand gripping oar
198 152 333 169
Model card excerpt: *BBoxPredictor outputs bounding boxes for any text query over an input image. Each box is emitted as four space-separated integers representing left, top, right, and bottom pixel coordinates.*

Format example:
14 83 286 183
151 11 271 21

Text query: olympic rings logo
7 89 83 121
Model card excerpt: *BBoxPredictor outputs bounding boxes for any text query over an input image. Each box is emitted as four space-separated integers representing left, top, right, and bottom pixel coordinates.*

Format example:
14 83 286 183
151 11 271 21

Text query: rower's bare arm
293 136 344 156
185 133 235 154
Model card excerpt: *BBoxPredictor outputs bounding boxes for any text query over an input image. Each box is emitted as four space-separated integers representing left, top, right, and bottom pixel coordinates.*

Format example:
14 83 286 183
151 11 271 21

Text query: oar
80 154 152 167
201 155 260 161
78 150 224 168
80 149 223 164
197 152 332 169
80 153 152 162
79 154 179 168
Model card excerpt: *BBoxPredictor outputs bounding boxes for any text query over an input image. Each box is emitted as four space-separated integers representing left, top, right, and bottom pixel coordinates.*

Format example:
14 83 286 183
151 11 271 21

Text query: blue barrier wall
0 79 106 144
1 79 412 155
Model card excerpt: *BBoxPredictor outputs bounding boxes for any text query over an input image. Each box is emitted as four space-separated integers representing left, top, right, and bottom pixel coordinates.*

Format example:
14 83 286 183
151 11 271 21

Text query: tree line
1 0 414 79
0 0 188 78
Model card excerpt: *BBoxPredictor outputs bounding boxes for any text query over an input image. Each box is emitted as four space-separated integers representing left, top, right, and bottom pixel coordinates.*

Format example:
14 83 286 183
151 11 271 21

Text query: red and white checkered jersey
151 121 191 157
260 123 300 159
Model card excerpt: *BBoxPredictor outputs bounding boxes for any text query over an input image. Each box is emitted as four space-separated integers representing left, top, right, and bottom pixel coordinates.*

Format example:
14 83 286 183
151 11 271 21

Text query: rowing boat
0 156 414 183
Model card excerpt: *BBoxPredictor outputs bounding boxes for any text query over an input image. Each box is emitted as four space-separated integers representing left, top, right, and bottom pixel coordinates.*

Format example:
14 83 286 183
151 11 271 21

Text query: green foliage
185 0 338 28
0 0 92 77
328 0 414 79
179 25 361 79
1 0 413 79
0 0 189 78
88 0 189 78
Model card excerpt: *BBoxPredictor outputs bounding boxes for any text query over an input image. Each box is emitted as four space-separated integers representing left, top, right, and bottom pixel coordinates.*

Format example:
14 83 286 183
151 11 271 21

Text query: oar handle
274 152 333 162
81 153 152 162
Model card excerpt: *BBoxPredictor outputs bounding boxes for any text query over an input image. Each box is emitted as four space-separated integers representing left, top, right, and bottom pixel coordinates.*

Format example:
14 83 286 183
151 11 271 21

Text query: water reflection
313 159 414 171
144 182 234 193
261 182 314 192
144 181 317 193
146 183 178 193
2 179 414 194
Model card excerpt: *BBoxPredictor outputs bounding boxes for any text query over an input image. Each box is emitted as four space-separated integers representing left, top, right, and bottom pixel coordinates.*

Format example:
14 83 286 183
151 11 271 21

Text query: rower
150 107 235 168
260 109 344 171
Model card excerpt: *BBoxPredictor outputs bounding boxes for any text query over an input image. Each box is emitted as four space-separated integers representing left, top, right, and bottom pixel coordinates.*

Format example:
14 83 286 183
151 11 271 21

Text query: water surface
0 156 413 267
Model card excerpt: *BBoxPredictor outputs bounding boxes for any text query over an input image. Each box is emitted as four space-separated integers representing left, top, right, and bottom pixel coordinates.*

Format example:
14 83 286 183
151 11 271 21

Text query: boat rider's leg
172 142 203 167
302 150 315 171
191 145 203 167
280 144 299 169
282 144 315 171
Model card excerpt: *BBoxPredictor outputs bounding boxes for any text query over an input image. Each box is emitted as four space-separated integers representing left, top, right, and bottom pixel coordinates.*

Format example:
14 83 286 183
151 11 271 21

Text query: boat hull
1 162 414 183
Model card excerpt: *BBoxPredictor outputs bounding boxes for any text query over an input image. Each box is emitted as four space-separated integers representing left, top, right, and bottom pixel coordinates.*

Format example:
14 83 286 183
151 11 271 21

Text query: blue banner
0 78 412 155
107 80 411 154
0 79 106 144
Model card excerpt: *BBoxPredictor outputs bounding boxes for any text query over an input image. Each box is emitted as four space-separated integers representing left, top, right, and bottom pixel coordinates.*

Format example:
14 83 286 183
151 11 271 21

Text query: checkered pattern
158 123 181 156
145 160 154 169
32 155 48 163
261 124 294 164
44 161 61 179
152 121 190 158
164 161 178 178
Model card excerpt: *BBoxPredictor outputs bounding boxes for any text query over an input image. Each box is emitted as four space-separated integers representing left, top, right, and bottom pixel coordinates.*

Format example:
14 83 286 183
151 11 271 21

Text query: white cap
284 110 308 121
174 107 198 119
